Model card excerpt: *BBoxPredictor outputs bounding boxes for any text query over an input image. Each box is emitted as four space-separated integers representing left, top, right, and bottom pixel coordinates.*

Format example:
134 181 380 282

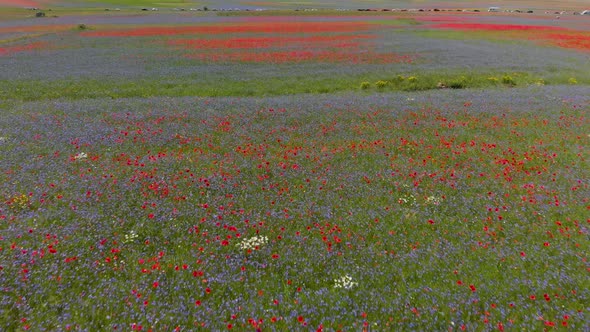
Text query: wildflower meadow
0 0 589 331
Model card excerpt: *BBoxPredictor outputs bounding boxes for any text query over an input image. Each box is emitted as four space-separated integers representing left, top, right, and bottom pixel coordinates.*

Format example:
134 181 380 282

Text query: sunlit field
1 1 589 331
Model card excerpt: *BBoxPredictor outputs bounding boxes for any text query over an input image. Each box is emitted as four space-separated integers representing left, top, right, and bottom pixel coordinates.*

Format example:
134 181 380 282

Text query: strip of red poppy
542 32 590 51
0 41 47 56
183 51 415 64
0 25 73 34
166 35 374 49
81 22 372 37
428 23 568 31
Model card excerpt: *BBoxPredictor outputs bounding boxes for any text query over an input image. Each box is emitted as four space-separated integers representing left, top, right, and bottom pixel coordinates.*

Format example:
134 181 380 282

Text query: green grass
1 70 587 102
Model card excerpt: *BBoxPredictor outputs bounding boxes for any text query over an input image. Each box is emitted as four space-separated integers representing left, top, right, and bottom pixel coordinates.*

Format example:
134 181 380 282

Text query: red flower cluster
430 23 567 32
426 21 590 52
0 42 47 57
167 35 374 49
183 50 414 64
82 22 372 37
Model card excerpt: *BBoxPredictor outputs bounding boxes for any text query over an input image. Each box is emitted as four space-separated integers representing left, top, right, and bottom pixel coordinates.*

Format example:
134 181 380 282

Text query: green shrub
449 81 465 89
568 77 578 85
501 75 515 86
449 76 467 89
360 81 371 90
375 80 388 89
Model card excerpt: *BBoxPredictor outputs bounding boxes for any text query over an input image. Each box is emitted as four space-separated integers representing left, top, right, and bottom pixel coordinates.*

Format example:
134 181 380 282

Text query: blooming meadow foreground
1 2 589 331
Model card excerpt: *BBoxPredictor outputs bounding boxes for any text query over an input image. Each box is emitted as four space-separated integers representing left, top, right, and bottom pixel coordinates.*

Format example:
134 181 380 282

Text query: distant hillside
1 0 587 11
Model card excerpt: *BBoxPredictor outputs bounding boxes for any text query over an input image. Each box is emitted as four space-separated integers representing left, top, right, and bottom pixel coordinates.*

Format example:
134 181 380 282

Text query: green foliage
360 81 371 90
448 76 467 89
375 80 388 88
394 75 405 82
501 75 516 86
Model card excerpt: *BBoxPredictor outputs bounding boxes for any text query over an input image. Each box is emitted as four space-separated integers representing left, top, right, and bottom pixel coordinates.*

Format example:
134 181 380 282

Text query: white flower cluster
398 194 416 205
425 196 442 205
334 274 358 289
236 235 268 251
123 230 138 243
73 152 88 160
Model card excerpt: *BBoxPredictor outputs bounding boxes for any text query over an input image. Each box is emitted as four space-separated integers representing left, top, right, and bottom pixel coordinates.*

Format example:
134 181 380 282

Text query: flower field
422 22 590 52
0 2 589 331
